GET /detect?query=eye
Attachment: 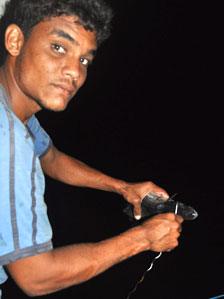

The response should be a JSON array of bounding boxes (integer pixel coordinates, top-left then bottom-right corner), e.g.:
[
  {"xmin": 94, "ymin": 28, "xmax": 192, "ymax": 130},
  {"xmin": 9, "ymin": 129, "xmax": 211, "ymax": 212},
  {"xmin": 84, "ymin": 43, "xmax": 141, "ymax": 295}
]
[
  {"xmin": 51, "ymin": 43, "xmax": 66, "ymax": 54},
  {"xmin": 80, "ymin": 57, "xmax": 90, "ymax": 67}
]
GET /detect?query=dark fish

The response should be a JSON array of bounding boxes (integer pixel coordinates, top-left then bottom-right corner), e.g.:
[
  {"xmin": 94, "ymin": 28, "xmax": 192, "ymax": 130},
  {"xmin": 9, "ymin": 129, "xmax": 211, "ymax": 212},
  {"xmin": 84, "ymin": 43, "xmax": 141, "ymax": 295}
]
[{"xmin": 123, "ymin": 193, "xmax": 198, "ymax": 221}]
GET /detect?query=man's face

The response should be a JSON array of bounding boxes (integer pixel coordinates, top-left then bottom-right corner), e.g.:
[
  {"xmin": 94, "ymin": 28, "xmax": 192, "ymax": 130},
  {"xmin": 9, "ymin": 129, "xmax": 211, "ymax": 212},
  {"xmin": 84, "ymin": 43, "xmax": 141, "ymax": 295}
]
[{"xmin": 14, "ymin": 15, "xmax": 97, "ymax": 111}]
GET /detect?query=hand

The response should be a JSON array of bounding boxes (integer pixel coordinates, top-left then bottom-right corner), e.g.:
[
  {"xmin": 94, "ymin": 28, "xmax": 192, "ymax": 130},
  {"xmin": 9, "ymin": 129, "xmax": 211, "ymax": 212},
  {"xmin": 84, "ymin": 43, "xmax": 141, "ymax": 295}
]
[
  {"xmin": 141, "ymin": 213, "xmax": 183, "ymax": 252},
  {"xmin": 121, "ymin": 181, "xmax": 169, "ymax": 220}
]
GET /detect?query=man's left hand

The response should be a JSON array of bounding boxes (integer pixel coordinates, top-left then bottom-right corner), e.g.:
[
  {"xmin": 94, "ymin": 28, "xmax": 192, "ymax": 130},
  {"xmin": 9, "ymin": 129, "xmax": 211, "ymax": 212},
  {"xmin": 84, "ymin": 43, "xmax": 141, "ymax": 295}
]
[{"xmin": 120, "ymin": 181, "xmax": 169, "ymax": 220}]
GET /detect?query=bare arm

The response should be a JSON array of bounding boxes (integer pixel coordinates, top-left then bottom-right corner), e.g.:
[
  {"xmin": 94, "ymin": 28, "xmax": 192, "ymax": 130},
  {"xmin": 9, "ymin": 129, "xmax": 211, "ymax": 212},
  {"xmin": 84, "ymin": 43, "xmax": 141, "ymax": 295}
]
[
  {"xmin": 41, "ymin": 146, "xmax": 169, "ymax": 218},
  {"xmin": 6, "ymin": 214, "xmax": 182, "ymax": 297},
  {"xmin": 41, "ymin": 145, "xmax": 126, "ymax": 193}
]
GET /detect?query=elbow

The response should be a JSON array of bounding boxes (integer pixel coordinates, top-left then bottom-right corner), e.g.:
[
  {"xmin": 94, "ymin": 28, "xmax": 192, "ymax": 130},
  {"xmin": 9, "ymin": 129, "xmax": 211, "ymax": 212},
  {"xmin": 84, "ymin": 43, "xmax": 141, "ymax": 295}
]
[
  {"xmin": 8, "ymin": 271, "xmax": 58, "ymax": 297},
  {"xmin": 13, "ymin": 269, "xmax": 80, "ymax": 297},
  {"xmin": 16, "ymin": 280, "xmax": 51, "ymax": 297},
  {"xmin": 22, "ymin": 289, "xmax": 41, "ymax": 298}
]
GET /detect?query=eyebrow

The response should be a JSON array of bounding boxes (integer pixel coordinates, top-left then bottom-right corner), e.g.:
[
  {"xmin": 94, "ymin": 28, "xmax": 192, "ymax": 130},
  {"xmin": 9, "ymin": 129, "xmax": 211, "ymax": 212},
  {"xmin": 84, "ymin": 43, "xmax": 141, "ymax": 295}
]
[
  {"xmin": 50, "ymin": 29, "xmax": 79, "ymax": 44},
  {"xmin": 49, "ymin": 28, "xmax": 97, "ymax": 57}
]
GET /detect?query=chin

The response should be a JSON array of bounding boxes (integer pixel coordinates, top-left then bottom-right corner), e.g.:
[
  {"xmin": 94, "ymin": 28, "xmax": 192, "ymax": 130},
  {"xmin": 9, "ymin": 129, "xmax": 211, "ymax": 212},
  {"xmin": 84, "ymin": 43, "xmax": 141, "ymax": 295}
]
[
  {"xmin": 37, "ymin": 97, "xmax": 70, "ymax": 112},
  {"xmin": 46, "ymin": 106, "xmax": 67, "ymax": 112}
]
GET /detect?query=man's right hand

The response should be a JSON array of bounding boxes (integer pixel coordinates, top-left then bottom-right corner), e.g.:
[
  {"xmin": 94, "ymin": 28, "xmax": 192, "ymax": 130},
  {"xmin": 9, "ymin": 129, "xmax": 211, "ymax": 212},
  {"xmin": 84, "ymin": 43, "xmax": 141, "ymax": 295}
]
[{"xmin": 139, "ymin": 213, "xmax": 183, "ymax": 252}]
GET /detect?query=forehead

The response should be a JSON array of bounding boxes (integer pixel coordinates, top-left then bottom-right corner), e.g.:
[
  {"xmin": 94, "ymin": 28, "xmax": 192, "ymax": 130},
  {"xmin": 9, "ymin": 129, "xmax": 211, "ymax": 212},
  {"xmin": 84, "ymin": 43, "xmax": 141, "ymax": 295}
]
[{"xmin": 29, "ymin": 15, "xmax": 97, "ymax": 50}]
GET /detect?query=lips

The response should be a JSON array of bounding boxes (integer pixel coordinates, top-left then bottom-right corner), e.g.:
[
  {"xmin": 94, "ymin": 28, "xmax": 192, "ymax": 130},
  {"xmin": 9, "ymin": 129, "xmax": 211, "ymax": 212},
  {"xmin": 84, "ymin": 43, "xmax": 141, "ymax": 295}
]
[{"xmin": 52, "ymin": 83, "xmax": 76, "ymax": 96}]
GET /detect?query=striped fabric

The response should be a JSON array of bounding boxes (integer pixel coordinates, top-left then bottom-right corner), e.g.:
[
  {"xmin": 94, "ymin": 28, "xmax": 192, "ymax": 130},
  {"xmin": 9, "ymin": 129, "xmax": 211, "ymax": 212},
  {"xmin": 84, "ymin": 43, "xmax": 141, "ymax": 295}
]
[{"xmin": 0, "ymin": 85, "xmax": 53, "ymax": 285}]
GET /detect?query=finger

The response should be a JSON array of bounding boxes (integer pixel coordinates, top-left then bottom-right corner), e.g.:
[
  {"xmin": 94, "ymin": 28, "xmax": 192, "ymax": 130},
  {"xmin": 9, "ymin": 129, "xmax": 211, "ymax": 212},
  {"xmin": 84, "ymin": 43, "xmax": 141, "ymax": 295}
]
[
  {"xmin": 166, "ymin": 239, "xmax": 179, "ymax": 252},
  {"xmin": 156, "ymin": 191, "xmax": 169, "ymax": 200},
  {"xmin": 133, "ymin": 204, "xmax": 142, "ymax": 220},
  {"xmin": 159, "ymin": 213, "xmax": 176, "ymax": 220},
  {"xmin": 175, "ymin": 215, "xmax": 184, "ymax": 223}
]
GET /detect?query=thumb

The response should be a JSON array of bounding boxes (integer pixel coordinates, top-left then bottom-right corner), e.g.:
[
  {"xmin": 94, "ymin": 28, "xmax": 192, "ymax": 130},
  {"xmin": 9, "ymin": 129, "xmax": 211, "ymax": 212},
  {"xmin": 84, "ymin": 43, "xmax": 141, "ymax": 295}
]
[{"xmin": 133, "ymin": 204, "xmax": 142, "ymax": 220}]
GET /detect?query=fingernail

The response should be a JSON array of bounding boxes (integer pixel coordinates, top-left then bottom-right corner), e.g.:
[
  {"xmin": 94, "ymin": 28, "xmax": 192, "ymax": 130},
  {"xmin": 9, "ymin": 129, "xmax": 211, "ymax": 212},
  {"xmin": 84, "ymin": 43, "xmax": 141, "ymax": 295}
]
[
  {"xmin": 160, "ymin": 193, "xmax": 169, "ymax": 199},
  {"xmin": 135, "ymin": 215, "xmax": 141, "ymax": 220}
]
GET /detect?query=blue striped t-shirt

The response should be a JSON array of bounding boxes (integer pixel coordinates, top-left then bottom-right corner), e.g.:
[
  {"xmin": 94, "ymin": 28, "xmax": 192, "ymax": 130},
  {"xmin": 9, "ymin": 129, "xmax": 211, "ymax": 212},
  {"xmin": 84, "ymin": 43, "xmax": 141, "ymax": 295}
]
[{"xmin": 0, "ymin": 85, "xmax": 53, "ymax": 285}]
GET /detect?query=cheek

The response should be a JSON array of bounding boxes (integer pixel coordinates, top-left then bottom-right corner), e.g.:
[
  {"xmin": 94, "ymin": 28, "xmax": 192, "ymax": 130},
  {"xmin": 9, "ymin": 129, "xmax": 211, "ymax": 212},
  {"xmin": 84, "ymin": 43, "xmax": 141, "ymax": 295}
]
[
  {"xmin": 14, "ymin": 54, "xmax": 32, "ymax": 91},
  {"xmin": 15, "ymin": 55, "xmax": 51, "ymax": 99},
  {"xmin": 18, "ymin": 53, "xmax": 56, "ymax": 86}
]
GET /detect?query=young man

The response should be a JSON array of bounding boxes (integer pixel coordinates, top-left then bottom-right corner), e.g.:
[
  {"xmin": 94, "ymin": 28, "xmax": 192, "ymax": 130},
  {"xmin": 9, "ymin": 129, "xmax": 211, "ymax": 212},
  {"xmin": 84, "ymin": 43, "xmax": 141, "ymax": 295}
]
[{"xmin": 0, "ymin": 0, "xmax": 183, "ymax": 296}]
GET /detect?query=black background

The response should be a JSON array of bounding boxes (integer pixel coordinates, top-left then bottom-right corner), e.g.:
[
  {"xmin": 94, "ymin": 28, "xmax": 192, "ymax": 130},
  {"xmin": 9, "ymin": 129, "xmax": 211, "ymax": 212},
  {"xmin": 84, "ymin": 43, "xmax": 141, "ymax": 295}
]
[{"xmin": 4, "ymin": 0, "xmax": 223, "ymax": 298}]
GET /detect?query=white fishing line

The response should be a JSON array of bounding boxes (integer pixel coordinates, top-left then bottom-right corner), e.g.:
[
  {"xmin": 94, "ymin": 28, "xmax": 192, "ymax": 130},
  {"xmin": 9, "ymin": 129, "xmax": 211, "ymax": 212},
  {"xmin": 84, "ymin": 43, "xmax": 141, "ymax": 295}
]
[{"xmin": 126, "ymin": 202, "xmax": 179, "ymax": 299}]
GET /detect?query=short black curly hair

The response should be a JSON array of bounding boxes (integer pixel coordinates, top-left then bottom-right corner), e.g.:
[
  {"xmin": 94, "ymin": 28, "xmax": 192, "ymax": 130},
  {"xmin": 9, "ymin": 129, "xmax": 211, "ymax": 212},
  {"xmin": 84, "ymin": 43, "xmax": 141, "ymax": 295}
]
[{"xmin": 0, "ymin": 0, "xmax": 113, "ymax": 64}]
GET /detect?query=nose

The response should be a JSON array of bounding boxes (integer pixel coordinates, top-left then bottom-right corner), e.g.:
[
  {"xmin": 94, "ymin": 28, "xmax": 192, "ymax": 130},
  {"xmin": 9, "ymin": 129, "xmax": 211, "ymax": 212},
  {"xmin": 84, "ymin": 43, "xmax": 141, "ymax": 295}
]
[{"xmin": 63, "ymin": 59, "xmax": 82, "ymax": 82}]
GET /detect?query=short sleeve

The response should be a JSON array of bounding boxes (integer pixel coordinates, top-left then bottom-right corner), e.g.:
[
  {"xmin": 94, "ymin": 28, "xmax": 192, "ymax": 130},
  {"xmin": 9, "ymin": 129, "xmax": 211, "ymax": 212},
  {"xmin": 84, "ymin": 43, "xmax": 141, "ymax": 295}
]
[
  {"xmin": 27, "ymin": 115, "xmax": 52, "ymax": 157},
  {"xmin": 0, "ymin": 266, "xmax": 8, "ymax": 285},
  {"xmin": 0, "ymin": 97, "xmax": 53, "ymax": 270}
]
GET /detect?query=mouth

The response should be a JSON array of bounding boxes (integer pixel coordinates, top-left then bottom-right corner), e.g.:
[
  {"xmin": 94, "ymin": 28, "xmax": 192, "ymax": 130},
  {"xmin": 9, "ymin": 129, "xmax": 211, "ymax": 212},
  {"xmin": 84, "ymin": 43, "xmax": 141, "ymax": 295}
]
[{"xmin": 52, "ymin": 83, "xmax": 76, "ymax": 97}]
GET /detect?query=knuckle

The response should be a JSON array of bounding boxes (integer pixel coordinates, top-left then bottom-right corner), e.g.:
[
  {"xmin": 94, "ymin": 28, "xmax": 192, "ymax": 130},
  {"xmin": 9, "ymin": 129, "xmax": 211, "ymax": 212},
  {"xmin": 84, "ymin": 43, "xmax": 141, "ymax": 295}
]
[
  {"xmin": 175, "ymin": 232, "xmax": 180, "ymax": 238},
  {"xmin": 172, "ymin": 239, "xmax": 178, "ymax": 247},
  {"xmin": 166, "ymin": 213, "xmax": 176, "ymax": 220},
  {"xmin": 173, "ymin": 222, "xmax": 180, "ymax": 229}
]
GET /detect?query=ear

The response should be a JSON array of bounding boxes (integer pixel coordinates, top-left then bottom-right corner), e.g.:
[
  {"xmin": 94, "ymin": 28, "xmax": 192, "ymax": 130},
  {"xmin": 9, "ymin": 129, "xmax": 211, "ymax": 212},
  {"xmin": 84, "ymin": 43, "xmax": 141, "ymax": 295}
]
[{"xmin": 4, "ymin": 24, "xmax": 25, "ymax": 57}]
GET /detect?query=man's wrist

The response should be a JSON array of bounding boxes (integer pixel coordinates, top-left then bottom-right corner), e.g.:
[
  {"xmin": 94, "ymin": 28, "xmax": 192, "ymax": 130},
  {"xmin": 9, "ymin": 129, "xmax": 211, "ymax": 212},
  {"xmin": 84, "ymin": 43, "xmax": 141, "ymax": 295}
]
[
  {"xmin": 122, "ymin": 226, "xmax": 151, "ymax": 254},
  {"xmin": 113, "ymin": 180, "xmax": 130, "ymax": 196}
]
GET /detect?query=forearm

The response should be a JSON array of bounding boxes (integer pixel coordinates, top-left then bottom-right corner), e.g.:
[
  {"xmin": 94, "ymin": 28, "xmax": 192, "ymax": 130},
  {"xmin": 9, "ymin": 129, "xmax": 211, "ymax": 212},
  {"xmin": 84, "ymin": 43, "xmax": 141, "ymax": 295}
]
[
  {"xmin": 7, "ymin": 214, "xmax": 182, "ymax": 296},
  {"xmin": 50, "ymin": 228, "xmax": 147, "ymax": 291},
  {"xmin": 7, "ymin": 227, "xmax": 148, "ymax": 296},
  {"xmin": 41, "ymin": 147, "xmax": 127, "ymax": 193}
]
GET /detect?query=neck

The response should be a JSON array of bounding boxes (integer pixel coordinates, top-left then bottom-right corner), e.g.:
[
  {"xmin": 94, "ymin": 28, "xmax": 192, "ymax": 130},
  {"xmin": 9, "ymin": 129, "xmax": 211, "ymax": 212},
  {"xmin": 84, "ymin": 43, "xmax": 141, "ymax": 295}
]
[{"xmin": 0, "ymin": 60, "xmax": 41, "ymax": 123}]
